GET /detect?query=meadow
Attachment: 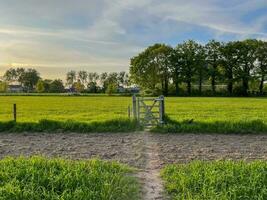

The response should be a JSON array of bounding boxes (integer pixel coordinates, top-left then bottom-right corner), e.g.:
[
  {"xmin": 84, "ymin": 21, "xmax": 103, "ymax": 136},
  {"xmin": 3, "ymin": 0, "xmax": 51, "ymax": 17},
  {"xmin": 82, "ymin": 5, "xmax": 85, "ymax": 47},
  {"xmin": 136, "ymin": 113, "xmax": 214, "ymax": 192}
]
[
  {"xmin": 1, "ymin": 96, "xmax": 267, "ymax": 122},
  {"xmin": 0, "ymin": 156, "xmax": 139, "ymax": 200},
  {"xmin": 161, "ymin": 160, "xmax": 267, "ymax": 200},
  {"xmin": 1, "ymin": 96, "xmax": 267, "ymax": 133}
]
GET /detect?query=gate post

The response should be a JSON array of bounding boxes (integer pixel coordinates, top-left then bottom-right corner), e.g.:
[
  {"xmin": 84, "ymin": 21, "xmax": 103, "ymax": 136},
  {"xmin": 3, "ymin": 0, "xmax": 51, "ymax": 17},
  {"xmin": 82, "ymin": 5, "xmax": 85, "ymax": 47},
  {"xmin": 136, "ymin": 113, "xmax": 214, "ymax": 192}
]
[
  {"xmin": 132, "ymin": 95, "xmax": 137, "ymax": 119},
  {"xmin": 159, "ymin": 95, "xmax": 165, "ymax": 124}
]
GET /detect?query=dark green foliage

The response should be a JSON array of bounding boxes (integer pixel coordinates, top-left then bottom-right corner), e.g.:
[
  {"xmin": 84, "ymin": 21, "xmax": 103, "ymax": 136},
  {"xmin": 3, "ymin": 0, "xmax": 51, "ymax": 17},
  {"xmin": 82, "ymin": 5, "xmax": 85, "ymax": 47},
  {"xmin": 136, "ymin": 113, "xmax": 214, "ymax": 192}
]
[
  {"xmin": 0, "ymin": 157, "xmax": 140, "ymax": 200},
  {"xmin": 0, "ymin": 119, "xmax": 141, "ymax": 133},
  {"xmin": 130, "ymin": 39, "xmax": 267, "ymax": 96},
  {"xmin": 162, "ymin": 160, "xmax": 267, "ymax": 200}
]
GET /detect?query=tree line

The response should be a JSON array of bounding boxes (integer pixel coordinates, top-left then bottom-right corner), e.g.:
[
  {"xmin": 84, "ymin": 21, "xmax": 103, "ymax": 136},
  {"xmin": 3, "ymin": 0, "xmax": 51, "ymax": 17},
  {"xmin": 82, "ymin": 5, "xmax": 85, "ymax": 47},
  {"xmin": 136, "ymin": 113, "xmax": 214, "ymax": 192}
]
[
  {"xmin": 130, "ymin": 39, "xmax": 267, "ymax": 96},
  {"xmin": 1, "ymin": 67, "xmax": 130, "ymax": 94}
]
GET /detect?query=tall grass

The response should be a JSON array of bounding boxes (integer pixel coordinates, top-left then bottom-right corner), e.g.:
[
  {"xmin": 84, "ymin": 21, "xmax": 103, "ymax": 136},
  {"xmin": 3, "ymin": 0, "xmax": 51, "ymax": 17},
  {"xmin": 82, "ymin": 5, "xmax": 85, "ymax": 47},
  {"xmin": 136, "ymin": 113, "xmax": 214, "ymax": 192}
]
[
  {"xmin": 0, "ymin": 156, "xmax": 140, "ymax": 200},
  {"xmin": 0, "ymin": 119, "xmax": 141, "ymax": 133},
  {"xmin": 161, "ymin": 160, "xmax": 267, "ymax": 200},
  {"xmin": 152, "ymin": 116, "xmax": 267, "ymax": 134}
]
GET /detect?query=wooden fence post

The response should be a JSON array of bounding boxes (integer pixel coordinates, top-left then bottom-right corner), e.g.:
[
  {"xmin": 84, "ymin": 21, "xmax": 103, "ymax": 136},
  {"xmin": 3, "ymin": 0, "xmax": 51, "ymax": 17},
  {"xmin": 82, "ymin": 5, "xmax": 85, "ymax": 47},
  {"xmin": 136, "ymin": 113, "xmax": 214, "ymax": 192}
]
[
  {"xmin": 128, "ymin": 105, "xmax": 131, "ymax": 118},
  {"xmin": 159, "ymin": 95, "xmax": 165, "ymax": 124},
  {"xmin": 13, "ymin": 104, "xmax": 17, "ymax": 122},
  {"xmin": 132, "ymin": 95, "xmax": 137, "ymax": 119}
]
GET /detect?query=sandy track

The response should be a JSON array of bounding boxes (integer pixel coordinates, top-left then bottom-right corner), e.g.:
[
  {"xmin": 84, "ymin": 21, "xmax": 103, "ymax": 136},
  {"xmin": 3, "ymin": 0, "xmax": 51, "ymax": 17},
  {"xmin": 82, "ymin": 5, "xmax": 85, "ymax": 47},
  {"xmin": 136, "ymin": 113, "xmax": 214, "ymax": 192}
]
[{"xmin": 0, "ymin": 132, "xmax": 266, "ymax": 200}]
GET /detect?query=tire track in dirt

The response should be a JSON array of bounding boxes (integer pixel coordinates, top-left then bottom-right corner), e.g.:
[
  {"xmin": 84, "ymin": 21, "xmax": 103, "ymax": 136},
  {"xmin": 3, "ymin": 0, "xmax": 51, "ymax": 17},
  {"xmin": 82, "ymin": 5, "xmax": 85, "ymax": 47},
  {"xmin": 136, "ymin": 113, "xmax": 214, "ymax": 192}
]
[{"xmin": 137, "ymin": 132, "xmax": 165, "ymax": 200}]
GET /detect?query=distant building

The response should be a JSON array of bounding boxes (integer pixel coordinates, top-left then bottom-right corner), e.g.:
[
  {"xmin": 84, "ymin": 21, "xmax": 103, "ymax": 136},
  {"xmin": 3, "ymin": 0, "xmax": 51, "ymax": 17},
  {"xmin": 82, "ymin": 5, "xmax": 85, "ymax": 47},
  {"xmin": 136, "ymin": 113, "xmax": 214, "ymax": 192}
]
[
  {"xmin": 117, "ymin": 86, "xmax": 126, "ymax": 93},
  {"xmin": 8, "ymin": 84, "xmax": 23, "ymax": 93}
]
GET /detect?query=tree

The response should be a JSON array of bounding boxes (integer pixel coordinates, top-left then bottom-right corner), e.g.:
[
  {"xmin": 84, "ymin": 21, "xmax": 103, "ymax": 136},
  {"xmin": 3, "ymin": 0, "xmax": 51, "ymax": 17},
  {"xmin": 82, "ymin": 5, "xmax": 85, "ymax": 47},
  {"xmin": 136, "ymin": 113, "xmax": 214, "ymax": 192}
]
[
  {"xmin": 49, "ymin": 79, "xmax": 65, "ymax": 93},
  {"xmin": 4, "ymin": 68, "xmax": 25, "ymax": 85},
  {"xmin": 171, "ymin": 45, "xmax": 183, "ymax": 95},
  {"xmin": 3, "ymin": 68, "xmax": 17, "ymax": 82},
  {"xmin": 205, "ymin": 40, "xmax": 222, "ymax": 94},
  {"xmin": 43, "ymin": 79, "xmax": 52, "ymax": 92},
  {"xmin": 66, "ymin": 71, "xmax": 76, "ymax": 88},
  {"xmin": 100, "ymin": 72, "xmax": 108, "ymax": 92},
  {"xmin": 0, "ymin": 81, "xmax": 8, "ymax": 92},
  {"xmin": 106, "ymin": 82, "xmax": 117, "ymax": 95},
  {"xmin": 235, "ymin": 39, "xmax": 258, "ymax": 96},
  {"xmin": 152, "ymin": 44, "xmax": 173, "ymax": 96},
  {"xmin": 73, "ymin": 80, "xmax": 84, "ymax": 93},
  {"xmin": 130, "ymin": 48, "xmax": 159, "ymax": 93},
  {"xmin": 179, "ymin": 40, "xmax": 201, "ymax": 95},
  {"xmin": 221, "ymin": 41, "xmax": 238, "ymax": 95},
  {"xmin": 78, "ymin": 71, "xmax": 88, "ymax": 87},
  {"xmin": 118, "ymin": 71, "xmax": 129, "ymax": 87},
  {"xmin": 20, "ymin": 68, "xmax": 40, "ymax": 92},
  {"xmin": 88, "ymin": 72, "xmax": 99, "ymax": 93},
  {"xmin": 36, "ymin": 80, "xmax": 45, "ymax": 93},
  {"xmin": 130, "ymin": 44, "xmax": 173, "ymax": 95},
  {"xmin": 255, "ymin": 40, "xmax": 267, "ymax": 95},
  {"xmin": 195, "ymin": 44, "xmax": 206, "ymax": 94}
]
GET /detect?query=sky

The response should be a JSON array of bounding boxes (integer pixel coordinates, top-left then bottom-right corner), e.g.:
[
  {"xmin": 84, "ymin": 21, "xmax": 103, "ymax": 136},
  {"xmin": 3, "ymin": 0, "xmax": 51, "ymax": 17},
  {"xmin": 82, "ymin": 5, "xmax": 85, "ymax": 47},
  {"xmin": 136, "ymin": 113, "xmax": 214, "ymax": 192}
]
[{"xmin": 0, "ymin": 0, "xmax": 267, "ymax": 79}]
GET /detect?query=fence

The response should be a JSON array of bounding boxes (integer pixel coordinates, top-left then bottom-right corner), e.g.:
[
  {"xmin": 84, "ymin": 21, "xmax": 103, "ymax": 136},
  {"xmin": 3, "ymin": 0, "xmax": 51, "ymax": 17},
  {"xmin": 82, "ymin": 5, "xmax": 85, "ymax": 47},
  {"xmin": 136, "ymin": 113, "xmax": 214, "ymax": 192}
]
[{"xmin": 130, "ymin": 95, "xmax": 165, "ymax": 126}]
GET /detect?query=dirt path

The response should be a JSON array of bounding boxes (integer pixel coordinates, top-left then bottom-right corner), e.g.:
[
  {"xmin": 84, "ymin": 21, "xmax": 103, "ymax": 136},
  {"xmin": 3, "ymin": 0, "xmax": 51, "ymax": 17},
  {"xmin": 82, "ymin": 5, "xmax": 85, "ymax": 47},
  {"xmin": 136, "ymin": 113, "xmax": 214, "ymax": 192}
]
[
  {"xmin": 137, "ymin": 132, "xmax": 165, "ymax": 200},
  {"xmin": 0, "ymin": 132, "xmax": 267, "ymax": 199}
]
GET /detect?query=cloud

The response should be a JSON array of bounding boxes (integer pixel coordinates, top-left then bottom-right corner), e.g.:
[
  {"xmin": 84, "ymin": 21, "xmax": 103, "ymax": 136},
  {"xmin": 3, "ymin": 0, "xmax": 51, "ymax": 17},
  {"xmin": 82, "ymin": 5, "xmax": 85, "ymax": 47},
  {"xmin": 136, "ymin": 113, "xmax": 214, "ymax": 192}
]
[{"xmin": 0, "ymin": 0, "xmax": 266, "ymax": 78}]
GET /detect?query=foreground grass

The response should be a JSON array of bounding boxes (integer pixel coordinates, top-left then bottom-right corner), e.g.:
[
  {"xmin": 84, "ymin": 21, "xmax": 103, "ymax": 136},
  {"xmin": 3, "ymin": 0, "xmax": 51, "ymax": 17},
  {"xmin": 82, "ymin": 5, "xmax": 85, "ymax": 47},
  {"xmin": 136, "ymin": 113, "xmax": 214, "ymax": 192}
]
[
  {"xmin": 161, "ymin": 160, "xmax": 267, "ymax": 200},
  {"xmin": 0, "ymin": 156, "xmax": 140, "ymax": 200},
  {"xmin": 0, "ymin": 119, "xmax": 141, "ymax": 133}
]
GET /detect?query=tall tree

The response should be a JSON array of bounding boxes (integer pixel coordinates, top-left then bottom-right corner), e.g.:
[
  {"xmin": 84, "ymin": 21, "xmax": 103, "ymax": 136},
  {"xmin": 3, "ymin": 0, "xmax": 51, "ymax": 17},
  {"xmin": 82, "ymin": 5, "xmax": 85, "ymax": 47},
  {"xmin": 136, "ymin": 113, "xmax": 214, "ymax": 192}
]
[
  {"xmin": 179, "ymin": 40, "xmax": 200, "ymax": 95},
  {"xmin": 20, "ymin": 68, "xmax": 40, "ymax": 92},
  {"xmin": 205, "ymin": 40, "xmax": 222, "ymax": 94},
  {"xmin": 195, "ymin": 44, "xmax": 206, "ymax": 94},
  {"xmin": 49, "ymin": 79, "xmax": 65, "ymax": 93},
  {"xmin": 78, "ymin": 71, "xmax": 88, "ymax": 87},
  {"xmin": 255, "ymin": 40, "xmax": 267, "ymax": 95},
  {"xmin": 220, "ymin": 41, "xmax": 238, "ymax": 95},
  {"xmin": 152, "ymin": 44, "xmax": 173, "ymax": 96},
  {"xmin": 130, "ymin": 44, "xmax": 173, "ymax": 95},
  {"xmin": 100, "ymin": 72, "xmax": 108, "ymax": 92},
  {"xmin": 130, "ymin": 48, "xmax": 159, "ymax": 93},
  {"xmin": 66, "ymin": 71, "xmax": 76, "ymax": 88},
  {"xmin": 235, "ymin": 39, "xmax": 258, "ymax": 96},
  {"xmin": 36, "ymin": 80, "xmax": 45, "ymax": 93},
  {"xmin": 171, "ymin": 45, "xmax": 183, "ymax": 95}
]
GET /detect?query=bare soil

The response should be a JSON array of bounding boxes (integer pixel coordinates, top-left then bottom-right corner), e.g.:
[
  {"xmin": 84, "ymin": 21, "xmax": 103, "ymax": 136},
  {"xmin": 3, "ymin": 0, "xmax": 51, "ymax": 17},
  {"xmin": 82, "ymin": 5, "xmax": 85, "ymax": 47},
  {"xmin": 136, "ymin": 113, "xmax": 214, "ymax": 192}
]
[{"xmin": 0, "ymin": 132, "xmax": 266, "ymax": 200}]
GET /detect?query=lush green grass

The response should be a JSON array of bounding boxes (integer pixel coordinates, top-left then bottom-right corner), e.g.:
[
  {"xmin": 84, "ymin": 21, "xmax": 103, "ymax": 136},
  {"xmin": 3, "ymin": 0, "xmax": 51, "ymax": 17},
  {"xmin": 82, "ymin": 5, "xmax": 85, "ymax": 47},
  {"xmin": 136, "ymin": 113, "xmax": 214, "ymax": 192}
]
[
  {"xmin": 166, "ymin": 97, "xmax": 267, "ymax": 123},
  {"xmin": 1, "ymin": 96, "xmax": 267, "ymax": 133},
  {"xmin": 0, "ymin": 156, "xmax": 140, "ymax": 200},
  {"xmin": 0, "ymin": 119, "xmax": 140, "ymax": 133},
  {"xmin": 0, "ymin": 96, "xmax": 131, "ymax": 122},
  {"xmin": 161, "ymin": 161, "xmax": 267, "ymax": 200}
]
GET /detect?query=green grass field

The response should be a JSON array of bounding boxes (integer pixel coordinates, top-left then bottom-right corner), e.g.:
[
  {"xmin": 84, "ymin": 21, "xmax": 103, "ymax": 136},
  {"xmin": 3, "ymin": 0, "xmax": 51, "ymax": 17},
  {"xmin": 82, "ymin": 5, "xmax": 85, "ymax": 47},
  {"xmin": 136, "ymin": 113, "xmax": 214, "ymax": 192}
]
[
  {"xmin": 161, "ymin": 161, "xmax": 267, "ymax": 200},
  {"xmin": 0, "ymin": 156, "xmax": 139, "ymax": 200},
  {"xmin": 1, "ymin": 96, "xmax": 267, "ymax": 122},
  {"xmin": 1, "ymin": 96, "xmax": 267, "ymax": 133}
]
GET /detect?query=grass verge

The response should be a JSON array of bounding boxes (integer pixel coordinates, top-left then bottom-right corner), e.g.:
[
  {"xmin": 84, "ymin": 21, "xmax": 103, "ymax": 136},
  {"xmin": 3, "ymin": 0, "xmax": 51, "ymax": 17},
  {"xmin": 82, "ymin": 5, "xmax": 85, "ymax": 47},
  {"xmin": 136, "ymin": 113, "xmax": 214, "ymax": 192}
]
[
  {"xmin": 161, "ymin": 160, "xmax": 267, "ymax": 200},
  {"xmin": 152, "ymin": 116, "xmax": 267, "ymax": 134},
  {"xmin": 0, "ymin": 119, "xmax": 142, "ymax": 133},
  {"xmin": 0, "ymin": 156, "xmax": 140, "ymax": 200}
]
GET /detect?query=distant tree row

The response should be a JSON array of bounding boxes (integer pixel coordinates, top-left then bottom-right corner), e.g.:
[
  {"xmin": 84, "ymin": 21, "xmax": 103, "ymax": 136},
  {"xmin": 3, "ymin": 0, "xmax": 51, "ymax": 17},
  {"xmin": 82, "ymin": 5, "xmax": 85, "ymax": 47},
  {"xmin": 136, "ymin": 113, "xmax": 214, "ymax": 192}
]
[
  {"xmin": 65, "ymin": 71, "xmax": 129, "ymax": 94},
  {"xmin": 130, "ymin": 39, "xmax": 267, "ymax": 96},
  {"xmin": 1, "ymin": 68, "xmax": 65, "ymax": 93},
  {"xmin": 1, "ymin": 67, "xmax": 131, "ymax": 94}
]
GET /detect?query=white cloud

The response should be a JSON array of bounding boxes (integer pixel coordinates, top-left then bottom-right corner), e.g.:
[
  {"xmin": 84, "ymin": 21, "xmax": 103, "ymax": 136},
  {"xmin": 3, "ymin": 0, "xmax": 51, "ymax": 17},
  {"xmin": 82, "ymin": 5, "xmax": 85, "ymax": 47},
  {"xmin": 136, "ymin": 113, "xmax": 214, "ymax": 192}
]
[{"xmin": 0, "ymin": 0, "xmax": 266, "ymax": 78}]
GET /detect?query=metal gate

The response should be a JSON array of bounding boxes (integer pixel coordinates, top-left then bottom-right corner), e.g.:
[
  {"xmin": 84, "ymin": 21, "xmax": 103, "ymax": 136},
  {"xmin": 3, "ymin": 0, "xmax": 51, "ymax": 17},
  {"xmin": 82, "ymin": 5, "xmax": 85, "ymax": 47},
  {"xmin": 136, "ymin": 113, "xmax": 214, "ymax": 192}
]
[{"xmin": 132, "ymin": 95, "xmax": 165, "ymax": 126}]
